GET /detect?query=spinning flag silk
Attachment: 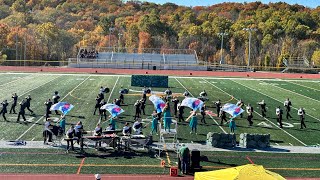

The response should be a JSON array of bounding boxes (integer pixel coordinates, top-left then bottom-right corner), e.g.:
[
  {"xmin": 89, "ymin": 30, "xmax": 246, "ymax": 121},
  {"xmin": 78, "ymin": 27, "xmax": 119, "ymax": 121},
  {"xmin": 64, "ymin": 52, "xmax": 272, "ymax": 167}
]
[
  {"xmin": 222, "ymin": 103, "xmax": 244, "ymax": 118},
  {"xmin": 100, "ymin": 104, "xmax": 124, "ymax": 118},
  {"xmin": 149, "ymin": 95, "xmax": 166, "ymax": 113},
  {"xmin": 50, "ymin": 102, "xmax": 74, "ymax": 115},
  {"xmin": 181, "ymin": 97, "xmax": 204, "ymax": 111}
]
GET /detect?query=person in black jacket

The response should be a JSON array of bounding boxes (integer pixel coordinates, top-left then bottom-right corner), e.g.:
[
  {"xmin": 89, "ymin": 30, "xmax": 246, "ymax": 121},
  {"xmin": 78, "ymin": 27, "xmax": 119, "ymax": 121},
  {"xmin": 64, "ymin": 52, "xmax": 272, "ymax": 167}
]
[
  {"xmin": 9, "ymin": 93, "xmax": 18, "ymax": 114},
  {"xmin": 94, "ymin": 94, "xmax": 102, "ymax": 115},
  {"xmin": 214, "ymin": 100, "xmax": 221, "ymax": 117},
  {"xmin": 134, "ymin": 100, "xmax": 141, "ymax": 120},
  {"xmin": 17, "ymin": 100, "xmax": 27, "ymax": 122},
  {"xmin": 171, "ymin": 97, "xmax": 179, "ymax": 117},
  {"xmin": 53, "ymin": 91, "xmax": 60, "ymax": 115},
  {"xmin": 178, "ymin": 103, "xmax": 184, "ymax": 122},
  {"xmin": 220, "ymin": 110, "xmax": 227, "ymax": 125},
  {"xmin": 200, "ymin": 104, "xmax": 206, "ymax": 123},
  {"xmin": 99, "ymin": 100, "xmax": 107, "ymax": 121},
  {"xmin": 44, "ymin": 99, "xmax": 53, "ymax": 120},
  {"xmin": 0, "ymin": 100, "xmax": 9, "ymax": 121},
  {"xmin": 25, "ymin": 95, "xmax": 34, "ymax": 115},
  {"xmin": 140, "ymin": 98, "xmax": 146, "ymax": 115}
]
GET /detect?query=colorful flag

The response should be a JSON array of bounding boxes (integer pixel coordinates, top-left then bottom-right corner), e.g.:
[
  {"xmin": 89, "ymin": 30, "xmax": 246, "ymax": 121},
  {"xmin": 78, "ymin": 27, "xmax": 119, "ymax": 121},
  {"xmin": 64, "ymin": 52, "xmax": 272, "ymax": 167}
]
[
  {"xmin": 50, "ymin": 102, "xmax": 74, "ymax": 115},
  {"xmin": 181, "ymin": 97, "xmax": 204, "ymax": 111},
  {"xmin": 149, "ymin": 95, "xmax": 166, "ymax": 113},
  {"xmin": 222, "ymin": 103, "xmax": 244, "ymax": 118},
  {"xmin": 100, "ymin": 104, "xmax": 124, "ymax": 118}
]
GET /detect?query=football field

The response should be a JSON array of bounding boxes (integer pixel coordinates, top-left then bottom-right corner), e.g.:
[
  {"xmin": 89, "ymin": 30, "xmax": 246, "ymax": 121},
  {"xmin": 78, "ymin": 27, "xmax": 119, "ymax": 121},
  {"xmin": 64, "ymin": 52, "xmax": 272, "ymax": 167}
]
[{"xmin": 0, "ymin": 72, "xmax": 320, "ymax": 177}]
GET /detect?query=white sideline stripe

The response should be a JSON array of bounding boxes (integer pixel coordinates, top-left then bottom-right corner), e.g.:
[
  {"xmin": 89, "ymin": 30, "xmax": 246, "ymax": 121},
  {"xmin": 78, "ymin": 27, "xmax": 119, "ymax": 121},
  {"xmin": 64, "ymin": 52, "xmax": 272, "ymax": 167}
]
[
  {"xmin": 204, "ymin": 79, "xmax": 307, "ymax": 146},
  {"xmin": 16, "ymin": 76, "xmax": 91, "ymax": 141},
  {"xmin": 97, "ymin": 76, "xmax": 120, "ymax": 125},
  {"xmin": 286, "ymin": 81, "xmax": 320, "ymax": 92},
  {"xmin": 7, "ymin": 76, "xmax": 61, "ymax": 104},
  {"xmin": 1, "ymin": 72, "xmax": 320, "ymax": 83},
  {"xmin": 260, "ymin": 80, "xmax": 320, "ymax": 103},
  {"xmin": 232, "ymin": 80, "xmax": 320, "ymax": 123},
  {"xmin": 174, "ymin": 77, "xmax": 227, "ymax": 134}
]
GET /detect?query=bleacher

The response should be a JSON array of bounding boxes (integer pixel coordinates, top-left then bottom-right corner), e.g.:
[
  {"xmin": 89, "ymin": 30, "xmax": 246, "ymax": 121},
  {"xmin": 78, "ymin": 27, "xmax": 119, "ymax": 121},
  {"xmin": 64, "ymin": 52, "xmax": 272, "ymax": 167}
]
[{"xmin": 69, "ymin": 47, "xmax": 203, "ymax": 70}]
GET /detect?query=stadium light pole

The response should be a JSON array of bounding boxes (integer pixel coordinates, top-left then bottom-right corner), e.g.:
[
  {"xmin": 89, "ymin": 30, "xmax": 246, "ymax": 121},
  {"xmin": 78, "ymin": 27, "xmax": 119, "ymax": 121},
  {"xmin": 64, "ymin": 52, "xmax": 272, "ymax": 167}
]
[
  {"xmin": 243, "ymin": 28, "xmax": 257, "ymax": 69},
  {"xmin": 217, "ymin": 32, "xmax": 228, "ymax": 64}
]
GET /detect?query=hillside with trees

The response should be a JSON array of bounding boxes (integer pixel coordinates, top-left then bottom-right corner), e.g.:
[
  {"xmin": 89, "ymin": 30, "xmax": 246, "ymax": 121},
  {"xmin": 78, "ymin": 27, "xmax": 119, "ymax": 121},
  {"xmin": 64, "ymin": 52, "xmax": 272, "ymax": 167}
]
[{"xmin": 0, "ymin": 0, "xmax": 319, "ymax": 67}]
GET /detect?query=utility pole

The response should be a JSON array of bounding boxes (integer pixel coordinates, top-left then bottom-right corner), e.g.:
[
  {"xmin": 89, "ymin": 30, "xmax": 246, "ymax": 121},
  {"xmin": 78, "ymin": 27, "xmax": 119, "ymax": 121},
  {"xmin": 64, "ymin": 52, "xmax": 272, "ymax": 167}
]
[
  {"xmin": 24, "ymin": 36, "xmax": 26, "ymax": 66},
  {"xmin": 243, "ymin": 28, "xmax": 257, "ymax": 69},
  {"xmin": 109, "ymin": 27, "xmax": 115, "ymax": 49},
  {"xmin": 217, "ymin": 32, "xmax": 228, "ymax": 64}
]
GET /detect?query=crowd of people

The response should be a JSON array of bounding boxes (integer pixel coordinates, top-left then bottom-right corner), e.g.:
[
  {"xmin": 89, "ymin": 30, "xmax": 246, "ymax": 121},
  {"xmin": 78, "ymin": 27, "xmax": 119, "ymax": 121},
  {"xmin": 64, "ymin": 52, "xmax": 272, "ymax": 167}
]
[{"xmin": 79, "ymin": 48, "xmax": 99, "ymax": 59}]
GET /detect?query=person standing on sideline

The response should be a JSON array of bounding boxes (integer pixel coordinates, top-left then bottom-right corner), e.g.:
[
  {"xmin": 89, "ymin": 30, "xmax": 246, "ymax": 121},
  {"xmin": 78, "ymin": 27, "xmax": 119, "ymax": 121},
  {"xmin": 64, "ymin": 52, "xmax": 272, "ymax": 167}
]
[
  {"xmin": 220, "ymin": 109, "xmax": 227, "ymax": 125},
  {"xmin": 284, "ymin": 98, "xmax": 292, "ymax": 120},
  {"xmin": 52, "ymin": 91, "xmax": 60, "ymax": 115},
  {"xmin": 258, "ymin": 100, "xmax": 267, "ymax": 118},
  {"xmin": 200, "ymin": 104, "xmax": 206, "ymax": 123},
  {"xmin": 298, "ymin": 107, "xmax": 306, "ymax": 129},
  {"xmin": 44, "ymin": 99, "xmax": 53, "ymax": 120},
  {"xmin": 17, "ymin": 100, "xmax": 27, "ymax": 122},
  {"xmin": 236, "ymin": 99, "xmax": 244, "ymax": 118},
  {"xmin": 178, "ymin": 143, "xmax": 190, "ymax": 175},
  {"xmin": 25, "ymin": 95, "xmax": 34, "ymax": 115},
  {"xmin": 9, "ymin": 93, "xmax": 18, "ymax": 114},
  {"xmin": 151, "ymin": 111, "xmax": 158, "ymax": 135},
  {"xmin": 0, "ymin": 100, "xmax": 9, "ymax": 121},
  {"xmin": 246, "ymin": 104, "xmax": 254, "ymax": 126},
  {"xmin": 162, "ymin": 102, "xmax": 172, "ymax": 132},
  {"xmin": 276, "ymin": 106, "xmax": 283, "ymax": 128},
  {"xmin": 214, "ymin": 99, "xmax": 221, "ymax": 117},
  {"xmin": 171, "ymin": 97, "xmax": 179, "ymax": 118}
]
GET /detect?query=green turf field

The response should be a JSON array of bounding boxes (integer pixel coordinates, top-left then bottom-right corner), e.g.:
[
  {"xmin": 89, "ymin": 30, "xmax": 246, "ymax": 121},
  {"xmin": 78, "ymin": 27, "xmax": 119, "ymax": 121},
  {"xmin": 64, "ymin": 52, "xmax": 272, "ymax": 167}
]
[{"xmin": 0, "ymin": 72, "xmax": 319, "ymax": 176}]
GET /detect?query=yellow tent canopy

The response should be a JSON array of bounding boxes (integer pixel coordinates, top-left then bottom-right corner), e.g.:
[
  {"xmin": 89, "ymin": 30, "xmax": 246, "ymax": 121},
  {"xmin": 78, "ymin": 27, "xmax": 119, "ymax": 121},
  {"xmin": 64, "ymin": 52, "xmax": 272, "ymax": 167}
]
[{"xmin": 194, "ymin": 164, "xmax": 285, "ymax": 180}]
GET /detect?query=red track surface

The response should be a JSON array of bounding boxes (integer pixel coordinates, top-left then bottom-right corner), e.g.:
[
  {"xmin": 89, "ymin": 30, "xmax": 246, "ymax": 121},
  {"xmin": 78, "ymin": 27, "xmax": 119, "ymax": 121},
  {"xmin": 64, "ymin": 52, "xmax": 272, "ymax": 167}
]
[
  {"xmin": 0, "ymin": 66, "xmax": 319, "ymax": 179},
  {"xmin": 0, "ymin": 66, "xmax": 319, "ymax": 79}
]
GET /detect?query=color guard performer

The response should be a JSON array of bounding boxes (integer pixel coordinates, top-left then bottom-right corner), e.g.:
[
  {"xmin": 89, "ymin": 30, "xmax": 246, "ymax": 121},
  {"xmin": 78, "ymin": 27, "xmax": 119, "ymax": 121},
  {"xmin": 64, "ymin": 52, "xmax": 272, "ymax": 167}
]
[
  {"xmin": 236, "ymin": 99, "xmax": 244, "ymax": 118},
  {"xmin": 151, "ymin": 111, "xmax": 158, "ymax": 135}
]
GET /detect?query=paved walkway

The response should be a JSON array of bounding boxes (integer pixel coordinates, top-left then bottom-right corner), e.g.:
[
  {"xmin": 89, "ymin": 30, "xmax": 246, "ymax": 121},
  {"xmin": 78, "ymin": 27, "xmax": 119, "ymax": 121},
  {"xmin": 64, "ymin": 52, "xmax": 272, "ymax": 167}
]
[{"xmin": 1, "ymin": 140, "xmax": 320, "ymax": 154}]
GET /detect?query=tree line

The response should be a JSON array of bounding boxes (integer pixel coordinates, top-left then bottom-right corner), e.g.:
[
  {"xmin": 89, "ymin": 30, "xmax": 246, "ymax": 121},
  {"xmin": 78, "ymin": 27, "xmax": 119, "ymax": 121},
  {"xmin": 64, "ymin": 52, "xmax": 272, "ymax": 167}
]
[{"xmin": 0, "ymin": 0, "xmax": 319, "ymax": 67}]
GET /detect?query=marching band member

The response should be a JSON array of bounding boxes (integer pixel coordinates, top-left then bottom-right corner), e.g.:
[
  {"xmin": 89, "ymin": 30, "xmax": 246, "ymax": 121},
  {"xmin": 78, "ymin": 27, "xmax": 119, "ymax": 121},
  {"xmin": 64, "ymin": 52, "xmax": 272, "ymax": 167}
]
[
  {"xmin": 134, "ymin": 100, "xmax": 141, "ymax": 120},
  {"xmin": 105, "ymin": 123, "xmax": 114, "ymax": 131},
  {"xmin": 74, "ymin": 121, "xmax": 83, "ymax": 144},
  {"xmin": 94, "ymin": 124, "xmax": 103, "ymax": 148},
  {"xmin": 66, "ymin": 126, "xmax": 75, "ymax": 151},
  {"xmin": 276, "ymin": 106, "xmax": 283, "ymax": 128},
  {"xmin": 133, "ymin": 118, "xmax": 143, "ymax": 135},
  {"xmin": 178, "ymin": 103, "xmax": 184, "ymax": 122},
  {"xmin": 171, "ymin": 96, "xmax": 179, "ymax": 117},
  {"xmin": 164, "ymin": 88, "xmax": 172, "ymax": 101},
  {"xmin": 25, "ymin": 95, "xmax": 34, "ymax": 115},
  {"xmin": 44, "ymin": 99, "xmax": 53, "ymax": 120},
  {"xmin": 53, "ymin": 91, "xmax": 60, "ymax": 115},
  {"xmin": 199, "ymin": 90, "xmax": 207, "ymax": 98},
  {"xmin": 214, "ymin": 99, "xmax": 221, "ymax": 117},
  {"xmin": 258, "ymin": 100, "xmax": 267, "ymax": 118},
  {"xmin": 99, "ymin": 100, "xmax": 107, "ymax": 121},
  {"xmin": 246, "ymin": 103, "xmax": 254, "ymax": 126},
  {"xmin": 183, "ymin": 91, "xmax": 190, "ymax": 97},
  {"xmin": 17, "ymin": 100, "xmax": 27, "ymax": 122},
  {"xmin": 0, "ymin": 100, "xmax": 8, "ymax": 121},
  {"xmin": 140, "ymin": 98, "xmax": 146, "ymax": 115},
  {"xmin": 94, "ymin": 94, "xmax": 102, "ymax": 115},
  {"xmin": 43, "ymin": 118, "xmax": 53, "ymax": 144},
  {"xmin": 284, "ymin": 98, "xmax": 292, "ymax": 120},
  {"xmin": 220, "ymin": 109, "xmax": 227, "ymax": 125},
  {"xmin": 122, "ymin": 122, "xmax": 131, "ymax": 136},
  {"xmin": 9, "ymin": 93, "xmax": 18, "ymax": 114},
  {"xmin": 200, "ymin": 104, "xmax": 206, "ymax": 123},
  {"xmin": 236, "ymin": 99, "xmax": 244, "ymax": 118},
  {"xmin": 298, "ymin": 107, "xmax": 306, "ymax": 129}
]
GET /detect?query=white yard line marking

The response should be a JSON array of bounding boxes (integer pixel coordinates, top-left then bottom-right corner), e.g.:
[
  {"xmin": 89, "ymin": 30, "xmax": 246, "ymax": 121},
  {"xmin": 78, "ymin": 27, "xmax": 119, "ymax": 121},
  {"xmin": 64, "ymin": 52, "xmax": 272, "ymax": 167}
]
[
  {"xmin": 289, "ymin": 143, "xmax": 293, "ymax": 146},
  {"xmin": 275, "ymin": 143, "xmax": 279, "ymax": 146},
  {"xmin": 231, "ymin": 79, "xmax": 320, "ymax": 123},
  {"xmin": 259, "ymin": 80, "xmax": 320, "ymax": 103},
  {"xmin": 174, "ymin": 77, "xmax": 227, "ymax": 134},
  {"xmin": 287, "ymin": 81, "xmax": 320, "ymax": 92},
  {"xmin": 16, "ymin": 76, "xmax": 91, "ymax": 141},
  {"xmin": 204, "ymin": 79, "xmax": 307, "ymax": 146},
  {"xmin": 31, "ymin": 138, "xmax": 35, "ymax": 141}
]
